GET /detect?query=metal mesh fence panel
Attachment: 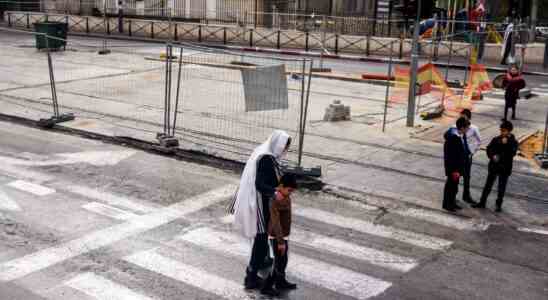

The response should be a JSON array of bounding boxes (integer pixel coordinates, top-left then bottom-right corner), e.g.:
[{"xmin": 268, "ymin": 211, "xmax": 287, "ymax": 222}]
[{"xmin": 166, "ymin": 44, "xmax": 312, "ymax": 163}]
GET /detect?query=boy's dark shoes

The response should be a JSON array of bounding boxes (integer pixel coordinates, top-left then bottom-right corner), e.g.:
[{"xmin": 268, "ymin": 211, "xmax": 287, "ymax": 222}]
[
  {"xmin": 276, "ymin": 278, "xmax": 297, "ymax": 290},
  {"xmin": 260, "ymin": 286, "xmax": 280, "ymax": 297},
  {"xmin": 472, "ymin": 203, "xmax": 486, "ymax": 209}
]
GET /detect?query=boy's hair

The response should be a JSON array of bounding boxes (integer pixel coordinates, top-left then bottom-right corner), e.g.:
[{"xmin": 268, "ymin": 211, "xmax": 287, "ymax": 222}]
[
  {"xmin": 500, "ymin": 120, "xmax": 514, "ymax": 132},
  {"xmin": 461, "ymin": 109, "xmax": 472, "ymax": 120},
  {"xmin": 280, "ymin": 174, "xmax": 297, "ymax": 189},
  {"xmin": 456, "ymin": 117, "xmax": 470, "ymax": 130}
]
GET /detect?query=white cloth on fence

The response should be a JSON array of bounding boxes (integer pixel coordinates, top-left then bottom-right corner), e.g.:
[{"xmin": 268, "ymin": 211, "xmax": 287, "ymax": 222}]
[
  {"xmin": 501, "ymin": 23, "xmax": 514, "ymax": 58},
  {"xmin": 233, "ymin": 130, "xmax": 290, "ymax": 239}
]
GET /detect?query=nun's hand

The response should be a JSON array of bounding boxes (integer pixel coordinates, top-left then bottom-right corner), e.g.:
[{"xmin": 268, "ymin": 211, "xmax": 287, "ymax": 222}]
[{"xmin": 275, "ymin": 191, "xmax": 284, "ymax": 202}]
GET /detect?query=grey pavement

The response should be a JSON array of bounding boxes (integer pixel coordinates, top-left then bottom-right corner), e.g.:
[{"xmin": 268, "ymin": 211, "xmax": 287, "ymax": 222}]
[
  {"xmin": 0, "ymin": 120, "xmax": 547, "ymax": 300},
  {"xmin": 0, "ymin": 31, "xmax": 546, "ymax": 227}
]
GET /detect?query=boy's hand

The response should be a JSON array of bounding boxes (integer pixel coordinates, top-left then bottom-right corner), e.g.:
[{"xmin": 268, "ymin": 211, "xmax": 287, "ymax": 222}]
[
  {"xmin": 451, "ymin": 172, "xmax": 460, "ymax": 182},
  {"xmin": 502, "ymin": 137, "xmax": 508, "ymax": 144},
  {"xmin": 275, "ymin": 191, "xmax": 284, "ymax": 202},
  {"xmin": 277, "ymin": 242, "xmax": 286, "ymax": 255}
]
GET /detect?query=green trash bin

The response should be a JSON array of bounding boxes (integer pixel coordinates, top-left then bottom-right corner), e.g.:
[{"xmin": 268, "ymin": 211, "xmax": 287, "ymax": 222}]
[{"xmin": 34, "ymin": 22, "xmax": 68, "ymax": 50}]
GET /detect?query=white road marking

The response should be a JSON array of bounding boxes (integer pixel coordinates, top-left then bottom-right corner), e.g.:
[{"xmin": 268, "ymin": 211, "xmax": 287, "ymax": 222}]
[
  {"xmin": 125, "ymin": 250, "xmax": 254, "ymax": 300},
  {"xmin": 65, "ymin": 185, "xmax": 158, "ymax": 214},
  {"xmin": 0, "ymin": 187, "xmax": 21, "ymax": 211},
  {"xmin": 65, "ymin": 272, "xmax": 154, "ymax": 300},
  {"xmin": 178, "ymin": 227, "xmax": 392, "ymax": 300},
  {"xmin": 293, "ymin": 206, "xmax": 452, "ymax": 251},
  {"xmin": 291, "ymin": 229, "xmax": 418, "ymax": 272},
  {"xmin": 392, "ymin": 207, "xmax": 490, "ymax": 231},
  {"xmin": 82, "ymin": 202, "xmax": 139, "ymax": 221},
  {"xmin": 0, "ymin": 184, "xmax": 235, "ymax": 281},
  {"xmin": 7, "ymin": 180, "xmax": 55, "ymax": 196},
  {"xmin": 518, "ymin": 227, "xmax": 548, "ymax": 236},
  {"xmin": 0, "ymin": 150, "xmax": 136, "ymax": 167}
]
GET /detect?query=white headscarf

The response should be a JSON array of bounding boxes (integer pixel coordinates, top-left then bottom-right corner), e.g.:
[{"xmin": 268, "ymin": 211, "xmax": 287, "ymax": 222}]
[{"xmin": 233, "ymin": 130, "xmax": 290, "ymax": 238}]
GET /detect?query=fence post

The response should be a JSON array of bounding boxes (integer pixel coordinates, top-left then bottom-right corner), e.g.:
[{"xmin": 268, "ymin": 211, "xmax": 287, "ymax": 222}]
[
  {"xmin": 7, "ymin": 13, "xmax": 11, "ymax": 27},
  {"xmin": 334, "ymin": 34, "xmax": 339, "ymax": 54},
  {"xmin": 27, "ymin": 13, "xmax": 30, "ymax": 29},
  {"xmin": 249, "ymin": 29, "xmax": 253, "ymax": 47},
  {"xmin": 128, "ymin": 20, "xmax": 132, "ymax": 36},
  {"xmin": 174, "ymin": 23, "xmax": 178, "ymax": 41},
  {"xmin": 277, "ymin": 30, "xmax": 281, "ymax": 49},
  {"xmin": 223, "ymin": 26, "xmax": 227, "ymax": 44},
  {"xmin": 151, "ymin": 22, "xmax": 154, "ymax": 39},
  {"xmin": 366, "ymin": 34, "xmax": 371, "ymax": 56},
  {"xmin": 86, "ymin": 17, "xmax": 89, "ymax": 33},
  {"xmin": 543, "ymin": 109, "xmax": 548, "ymax": 154},
  {"xmin": 107, "ymin": 18, "xmax": 110, "ymax": 34},
  {"xmin": 198, "ymin": 25, "xmax": 202, "ymax": 42},
  {"xmin": 544, "ymin": 38, "xmax": 548, "ymax": 69},
  {"xmin": 383, "ymin": 42, "xmax": 395, "ymax": 133},
  {"xmin": 305, "ymin": 31, "xmax": 309, "ymax": 52}
]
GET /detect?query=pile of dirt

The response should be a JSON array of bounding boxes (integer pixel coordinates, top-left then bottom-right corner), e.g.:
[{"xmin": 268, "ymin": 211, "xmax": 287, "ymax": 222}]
[{"xmin": 519, "ymin": 131, "xmax": 546, "ymax": 159}]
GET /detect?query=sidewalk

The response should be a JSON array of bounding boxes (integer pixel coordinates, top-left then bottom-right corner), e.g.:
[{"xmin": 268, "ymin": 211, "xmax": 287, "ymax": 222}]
[{"xmin": 0, "ymin": 32, "xmax": 546, "ymax": 229}]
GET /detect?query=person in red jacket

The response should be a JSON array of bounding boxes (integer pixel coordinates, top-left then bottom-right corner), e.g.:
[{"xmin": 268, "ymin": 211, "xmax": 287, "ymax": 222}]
[{"xmin": 502, "ymin": 65, "xmax": 526, "ymax": 120}]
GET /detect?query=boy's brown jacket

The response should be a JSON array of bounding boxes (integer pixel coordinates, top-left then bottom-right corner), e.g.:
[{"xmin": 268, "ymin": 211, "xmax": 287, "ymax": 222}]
[{"xmin": 268, "ymin": 193, "xmax": 291, "ymax": 243}]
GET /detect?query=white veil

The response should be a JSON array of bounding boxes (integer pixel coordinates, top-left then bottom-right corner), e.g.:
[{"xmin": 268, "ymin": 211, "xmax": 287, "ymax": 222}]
[{"xmin": 233, "ymin": 130, "xmax": 290, "ymax": 238}]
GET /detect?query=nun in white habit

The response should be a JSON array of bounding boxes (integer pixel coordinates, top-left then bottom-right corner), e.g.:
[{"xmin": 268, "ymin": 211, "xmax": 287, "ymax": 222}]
[{"xmin": 233, "ymin": 130, "xmax": 291, "ymax": 289}]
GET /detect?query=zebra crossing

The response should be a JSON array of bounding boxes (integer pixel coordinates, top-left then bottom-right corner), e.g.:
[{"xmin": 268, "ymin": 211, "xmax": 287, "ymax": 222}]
[
  {"xmin": 532, "ymin": 85, "xmax": 548, "ymax": 97},
  {"xmin": 0, "ymin": 180, "xmax": 492, "ymax": 300}
]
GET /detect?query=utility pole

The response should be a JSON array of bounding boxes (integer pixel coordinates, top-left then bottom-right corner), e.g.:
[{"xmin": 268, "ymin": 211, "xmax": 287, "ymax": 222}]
[
  {"xmin": 406, "ymin": 0, "xmax": 421, "ymax": 127},
  {"xmin": 530, "ymin": 0, "xmax": 538, "ymax": 42}
]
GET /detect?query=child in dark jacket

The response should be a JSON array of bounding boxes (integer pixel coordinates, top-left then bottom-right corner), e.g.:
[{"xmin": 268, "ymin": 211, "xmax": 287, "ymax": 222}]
[
  {"xmin": 502, "ymin": 65, "xmax": 526, "ymax": 120},
  {"xmin": 261, "ymin": 174, "xmax": 298, "ymax": 296},
  {"xmin": 473, "ymin": 121, "xmax": 518, "ymax": 212},
  {"xmin": 443, "ymin": 117, "xmax": 471, "ymax": 212}
]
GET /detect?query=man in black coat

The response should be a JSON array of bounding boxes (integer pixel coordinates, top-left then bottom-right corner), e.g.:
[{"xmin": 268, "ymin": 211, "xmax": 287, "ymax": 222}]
[
  {"xmin": 443, "ymin": 117, "xmax": 471, "ymax": 212},
  {"xmin": 473, "ymin": 121, "xmax": 518, "ymax": 212}
]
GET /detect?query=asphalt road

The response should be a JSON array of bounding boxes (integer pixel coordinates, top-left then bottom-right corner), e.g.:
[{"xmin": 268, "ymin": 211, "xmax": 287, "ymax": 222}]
[{"xmin": 0, "ymin": 120, "xmax": 547, "ymax": 300}]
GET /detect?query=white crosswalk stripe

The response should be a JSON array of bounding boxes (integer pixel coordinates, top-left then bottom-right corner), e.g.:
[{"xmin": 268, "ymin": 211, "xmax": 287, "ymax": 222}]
[
  {"xmin": 7, "ymin": 180, "xmax": 55, "ymax": 196},
  {"xmin": 291, "ymin": 229, "xmax": 418, "ymax": 272},
  {"xmin": 294, "ymin": 206, "xmax": 453, "ymax": 250},
  {"xmin": 176, "ymin": 227, "xmax": 393, "ymax": 300},
  {"xmin": 82, "ymin": 202, "xmax": 139, "ymax": 221},
  {"xmin": 392, "ymin": 207, "xmax": 490, "ymax": 231},
  {"xmin": 65, "ymin": 272, "xmax": 154, "ymax": 300},
  {"xmin": 125, "ymin": 249, "xmax": 255, "ymax": 300}
]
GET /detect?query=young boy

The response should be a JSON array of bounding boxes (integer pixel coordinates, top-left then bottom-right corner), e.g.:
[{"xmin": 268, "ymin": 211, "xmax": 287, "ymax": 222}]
[
  {"xmin": 443, "ymin": 117, "xmax": 471, "ymax": 212},
  {"xmin": 261, "ymin": 174, "xmax": 298, "ymax": 296},
  {"xmin": 473, "ymin": 121, "xmax": 518, "ymax": 212},
  {"xmin": 460, "ymin": 109, "xmax": 481, "ymax": 205},
  {"xmin": 502, "ymin": 65, "xmax": 526, "ymax": 120}
]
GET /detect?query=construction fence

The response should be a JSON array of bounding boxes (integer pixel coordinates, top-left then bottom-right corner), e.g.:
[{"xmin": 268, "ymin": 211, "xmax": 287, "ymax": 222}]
[{"xmin": 0, "ymin": 26, "xmax": 313, "ymax": 165}]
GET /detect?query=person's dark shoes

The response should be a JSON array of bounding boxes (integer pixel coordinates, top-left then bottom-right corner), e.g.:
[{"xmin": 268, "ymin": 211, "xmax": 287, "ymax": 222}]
[
  {"xmin": 495, "ymin": 206, "xmax": 502, "ymax": 213},
  {"xmin": 463, "ymin": 197, "xmax": 477, "ymax": 205},
  {"xmin": 472, "ymin": 202, "xmax": 486, "ymax": 209},
  {"xmin": 276, "ymin": 277, "xmax": 297, "ymax": 290},
  {"xmin": 244, "ymin": 269, "xmax": 259, "ymax": 289},
  {"xmin": 443, "ymin": 206, "xmax": 456, "ymax": 212},
  {"xmin": 261, "ymin": 286, "xmax": 280, "ymax": 297}
]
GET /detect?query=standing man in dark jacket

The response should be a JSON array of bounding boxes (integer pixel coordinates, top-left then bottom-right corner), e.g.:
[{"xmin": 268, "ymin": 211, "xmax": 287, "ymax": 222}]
[
  {"xmin": 502, "ymin": 65, "xmax": 526, "ymax": 120},
  {"xmin": 443, "ymin": 117, "xmax": 471, "ymax": 212},
  {"xmin": 473, "ymin": 121, "xmax": 518, "ymax": 212}
]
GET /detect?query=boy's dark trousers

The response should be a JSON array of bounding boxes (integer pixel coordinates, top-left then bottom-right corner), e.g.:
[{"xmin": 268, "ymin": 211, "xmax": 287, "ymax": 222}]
[
  {"xmin": 463, "ymin": 157, "xmax": 473, "ymax": 201},
  {"xmin": 443, "ymin": 176, "xmax": 459, "ymax": 210},
  {"xmin": 479, "ymin": 170, "xmax": 509, "ymax": 208},
  {"xmin": 504, "ymin": 102, "xmax": 516, "ymax": 120},
  {"xmin": 262, "ymin": 239, "xmax": 289, "ymax": 289}
]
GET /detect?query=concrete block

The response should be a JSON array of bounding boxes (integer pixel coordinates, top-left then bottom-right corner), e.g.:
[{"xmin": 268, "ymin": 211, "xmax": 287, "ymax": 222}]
[{"xmin": 324, "ymin": 100, "xmax": 351, "ymax": 122}]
